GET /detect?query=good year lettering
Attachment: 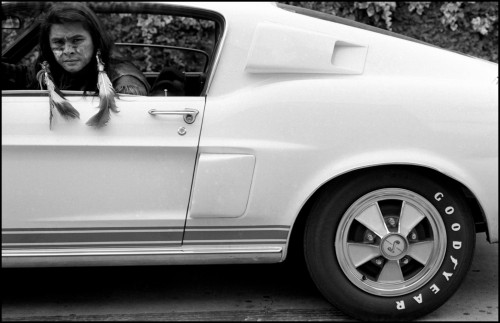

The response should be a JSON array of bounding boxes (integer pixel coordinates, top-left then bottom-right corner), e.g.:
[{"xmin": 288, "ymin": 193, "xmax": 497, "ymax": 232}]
[{"xmin": 396, "ymin": 192, "xmax": 462, "ymax": 311}]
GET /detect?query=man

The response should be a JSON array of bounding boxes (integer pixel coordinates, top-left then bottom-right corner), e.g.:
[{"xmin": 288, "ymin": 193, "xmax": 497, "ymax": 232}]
[
  {"xmin": 2, "ymin": 2, "xmax": 149, "ymax": 95},
  {"xmin": 2, "ymin": 2, "xmax": 150, "ymax": 127}
]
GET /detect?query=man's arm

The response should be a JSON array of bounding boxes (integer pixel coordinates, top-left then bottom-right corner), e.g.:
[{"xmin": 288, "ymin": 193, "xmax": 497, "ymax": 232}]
[{"xmin": 113, "ymin": 75, "xmax": 148, "ymax": 96}]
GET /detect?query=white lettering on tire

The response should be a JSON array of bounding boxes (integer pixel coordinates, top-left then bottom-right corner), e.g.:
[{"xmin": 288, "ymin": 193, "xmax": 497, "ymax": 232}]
[
  {"xmin": 395, "ymin": 191, "xmax": 465, "ymax": 312},
  {"xmin": 413, "ymin": 294, "xmax": 423, "ymax": 304},
  {"xmin": 451, "ymin": 255, "xmax": 458, "ymax": 270},
  {"xmin": 442, "ymin": 271, "xmax": 453, "ymax": 281},
  {"xmin": 430, "ymin": 284, "xmax": 440, "ymax": 294}
]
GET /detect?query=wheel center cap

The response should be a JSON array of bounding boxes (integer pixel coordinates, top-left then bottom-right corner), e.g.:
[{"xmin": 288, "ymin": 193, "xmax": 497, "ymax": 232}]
[{"xmin": 381, "ymin": 234, "xmax": 408, "ymax": 260}]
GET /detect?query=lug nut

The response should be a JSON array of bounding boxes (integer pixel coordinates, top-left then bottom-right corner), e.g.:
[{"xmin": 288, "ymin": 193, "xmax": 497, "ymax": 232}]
[
  {"xmin": 366, "ymin": 233, "xmax": 374, "ymax": 242},
  {"xmin": 411, "ymin": 232, "xmax": 417, "ymax": 240},
  {"xmin": 388, "ymin": 217, "xmax": 397, "ymax": 227},
  {"xmin": 375, "ymin": 258, "xmax": 384, "ymax": 266},
  {"xmin": 401, "ymin": 257, "xmax": 409, "ymax": 265}
]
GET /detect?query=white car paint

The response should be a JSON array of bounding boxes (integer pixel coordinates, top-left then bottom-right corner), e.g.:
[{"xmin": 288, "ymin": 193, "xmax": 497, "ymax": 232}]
[
  {"xmin": 2, "ymin": 2, "xmax": 497, "ymax": 269},
  {"xmin": 190, "ymin": 154, "xmax": 255, "ymax": 218},
  {"xmin": 185, "ymin": 2, "xmax": 498, "ymax": 244},
  {"xmin": 3, "ymin": 95, "xmax": 206, "ymax": 247}
]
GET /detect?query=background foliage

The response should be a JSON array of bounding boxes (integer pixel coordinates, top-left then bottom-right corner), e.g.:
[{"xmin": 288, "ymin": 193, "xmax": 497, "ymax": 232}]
[
  {"xmin": 95, "ymin": 12, "xmax": 215, "ymax": 73},
  {"xmin": 2, "ymin": 2, "xmax": 498, "ymax": 68},
  {"xmin": 280, "ymin": 1, "xmax": 498, "ymax": 63},
  {"xmin": 1, "ymin": 2, "xmax": 216, "ymax": 73}
]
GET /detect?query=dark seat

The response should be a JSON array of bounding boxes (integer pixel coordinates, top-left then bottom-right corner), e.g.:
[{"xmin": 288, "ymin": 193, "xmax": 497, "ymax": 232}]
[
  {"xmin": 150, "ymin": 67, "xmax": 185, "ymax": 96},
  {"xmin": 184, "ymin": 72, "xmax": 206, "ymax": 96},
  {"xmin": 150, "ymin": 67, "xmax": 206, "ymax": 97}
]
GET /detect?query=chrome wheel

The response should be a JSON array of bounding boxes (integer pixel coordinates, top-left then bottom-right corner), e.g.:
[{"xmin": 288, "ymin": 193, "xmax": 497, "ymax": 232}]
[
  {"xmin": 336, "ymin": 188, "xmax": 447, "ymax": 297},
  {"xmin": 305, "ymin": 169, "xmax": 475, "ymax": 320}
]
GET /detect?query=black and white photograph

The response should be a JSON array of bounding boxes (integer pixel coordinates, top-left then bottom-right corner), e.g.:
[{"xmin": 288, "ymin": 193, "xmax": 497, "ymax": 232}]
[{"xmin": 2, "ymin": 2, "xmax": 498, "ymax": 321}]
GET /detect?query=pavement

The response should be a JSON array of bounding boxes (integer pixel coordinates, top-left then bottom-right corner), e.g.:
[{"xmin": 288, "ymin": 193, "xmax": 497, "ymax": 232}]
[{"xmin": 2, "ymin": 233, "xmax": 497, "ymax": 321}]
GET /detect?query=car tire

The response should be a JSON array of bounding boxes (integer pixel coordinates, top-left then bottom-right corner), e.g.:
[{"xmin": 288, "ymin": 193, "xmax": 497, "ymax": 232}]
[{"xmin": 304, "ymin": 168, "xmax": 475, "ymax": 321}]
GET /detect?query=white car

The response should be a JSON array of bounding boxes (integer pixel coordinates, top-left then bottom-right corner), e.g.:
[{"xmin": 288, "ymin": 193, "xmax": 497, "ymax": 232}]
[{"xmin": 2, "ymin": 2, "xmax": 498, "ymax": 321}]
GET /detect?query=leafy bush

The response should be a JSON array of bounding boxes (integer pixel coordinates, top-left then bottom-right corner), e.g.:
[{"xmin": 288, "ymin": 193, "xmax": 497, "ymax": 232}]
[
  {"xmin": 3, "ymin": 2, "xmax": 497, "ymax": 66},
  {"xmin": 96, "ymin": 12, "xmax": 215, "ymax": 73},
  {"xmin": 2, "ymin": 2, "xmax": 216, "ymax": 73},
  {"xmin": 280, "ymin": 1, "xmax": 498, "ymax": 63}
]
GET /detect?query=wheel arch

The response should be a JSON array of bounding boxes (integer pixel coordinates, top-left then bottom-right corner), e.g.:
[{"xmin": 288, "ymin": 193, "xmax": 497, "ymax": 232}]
[{"xmin": 286, "ymin": 164, "xmax": 488, "ymax": 262}]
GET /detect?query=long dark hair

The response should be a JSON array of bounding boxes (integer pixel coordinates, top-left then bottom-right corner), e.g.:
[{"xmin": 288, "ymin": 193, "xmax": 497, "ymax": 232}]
[{"xmin": 35, "ymin": 2, "xmax": 114, "ymax": 91}]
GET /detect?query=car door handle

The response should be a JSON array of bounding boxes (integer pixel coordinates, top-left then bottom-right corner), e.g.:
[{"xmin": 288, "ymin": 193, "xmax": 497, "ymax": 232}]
[{"xmin": 148, "ymin": 108, "xmax": 199, "ymax": 124}]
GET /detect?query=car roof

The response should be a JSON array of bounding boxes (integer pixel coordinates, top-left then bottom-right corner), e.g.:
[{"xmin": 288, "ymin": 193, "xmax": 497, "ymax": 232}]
[{"xmin": 157, "ymin": 1, "xmax": 278, "ymax": 11}]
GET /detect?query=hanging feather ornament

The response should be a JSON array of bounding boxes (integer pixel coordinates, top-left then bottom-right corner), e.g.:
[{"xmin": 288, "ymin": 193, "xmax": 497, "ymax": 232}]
[
  {"xmin": 86, "ymin": 50, "xmax": 119, "ymax": 128},
  {"xmin": 37, "ymin": 61, "xmax": 80, "ymax": 129}
]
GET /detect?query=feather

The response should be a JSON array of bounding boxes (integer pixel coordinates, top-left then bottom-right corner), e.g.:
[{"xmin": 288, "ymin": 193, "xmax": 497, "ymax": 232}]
[
  {"xmin": 86, "ymin": 50, "xmax": 119, "ymax": 128},
  {"xmin": 36, "ymin": 69, "xmax": 45, "ymax": 90},
  {"xmin": 39, "ymin": 62, "xmax": 80, "ymax": 128}
]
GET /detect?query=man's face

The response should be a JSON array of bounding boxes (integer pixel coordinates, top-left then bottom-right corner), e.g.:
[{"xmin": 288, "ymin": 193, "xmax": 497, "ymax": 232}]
[{"xmin": 49, "ymin": 22, "xmax": 94, "ymax": 73}]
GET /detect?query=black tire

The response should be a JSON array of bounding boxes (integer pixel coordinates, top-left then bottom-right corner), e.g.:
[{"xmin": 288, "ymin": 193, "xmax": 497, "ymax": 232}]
[{"xmin": 304, "ymin": 168, "xmax": 475, "ymax": 321}]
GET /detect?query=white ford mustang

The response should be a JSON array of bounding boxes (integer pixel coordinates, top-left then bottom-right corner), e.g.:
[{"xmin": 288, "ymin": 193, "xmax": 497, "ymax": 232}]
[{"xmin": 2, "ymin": 2, "xmax": 498, "ymax": 321}]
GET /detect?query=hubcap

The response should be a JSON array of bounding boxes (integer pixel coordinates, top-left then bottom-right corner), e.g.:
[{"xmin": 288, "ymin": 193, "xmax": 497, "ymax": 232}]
[
  {"xmin": 336, "ymin": 188, "xmax": 447, "ymax": 297},
  {"xmin": 380, "ymin": 234, "xmax": 407, "ymax": 260}
]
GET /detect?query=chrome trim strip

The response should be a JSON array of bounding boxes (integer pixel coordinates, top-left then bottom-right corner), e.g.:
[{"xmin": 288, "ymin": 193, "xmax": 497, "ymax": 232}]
[
  {"xmin": 183, "ymin": 240, "xmax": 287, "ymax": 245},
  {"xmin": 3, "ymin": 229, "xmax": 183, "ymax": 234},
  {"xmin": 3, "ymin": 240, "xmax": 286, "ymax": 248},
  {"xmin": 2, "ymin": 226, "xmax": 291, "ymax": 246},
  {"xmin": 3, "ymin": 250, "xmax": 283, "ymax": 267},
  {"xmin": 2, "ymin": 226, "xmax": 184, "ymax": 231},
  {"xmin": 3, "ymin": 225, "xmax": 290, "ymax": 232},
  {"xmin": 184, "ymin": 230, "xmax": 288, "ymax": 241},
  {"xmin": 3, "ymin": 246, "xmax": 282, "ymax": 257},
  {"xmin": 2, "ymin": 241, "xmax": 181, "ymax": 249},
  {"xmin": 186, "ymin": 225, "xmax": 290, "ymax": 231}
]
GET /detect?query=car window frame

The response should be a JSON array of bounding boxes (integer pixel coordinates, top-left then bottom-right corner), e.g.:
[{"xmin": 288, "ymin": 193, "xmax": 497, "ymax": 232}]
[{"xmin": 1, "ymin": 2, "xmax": 227, "ymax": 97}]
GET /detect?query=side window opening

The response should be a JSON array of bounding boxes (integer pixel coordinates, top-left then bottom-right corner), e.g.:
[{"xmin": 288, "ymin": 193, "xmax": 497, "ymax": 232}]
[
  {"xmin": 2, "ymin": 2, "xmax": 224, "ymax": 97},
  {"xmin": 99, "ymin": 12, "xmax": 217, "ymax": 96}
]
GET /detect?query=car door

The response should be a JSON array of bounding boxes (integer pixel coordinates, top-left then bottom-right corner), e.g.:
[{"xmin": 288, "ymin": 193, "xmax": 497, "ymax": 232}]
[
  {"xmin": 1, "ymin": 1, "xmax": 222, "ymax": 254},
  {"xmin": 2, "ymin": 92, "xmax": 204, "ymax": 250}
]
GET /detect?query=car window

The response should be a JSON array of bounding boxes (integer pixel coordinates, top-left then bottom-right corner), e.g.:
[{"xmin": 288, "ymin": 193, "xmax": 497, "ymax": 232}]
[
  {"xmin": 2, "ymin": 3, "xmax": 41, "ymax": 51},
  {"xmin": 104, "ymin": 13, "xmax": 215, "ymax": 73},
  {"xmin": 1, "ymin": 2, "xmax": 44, "ymax": 65},
  {"xmin": 1, "ymin": 2, "xmax": 223, "ymax": 96}
]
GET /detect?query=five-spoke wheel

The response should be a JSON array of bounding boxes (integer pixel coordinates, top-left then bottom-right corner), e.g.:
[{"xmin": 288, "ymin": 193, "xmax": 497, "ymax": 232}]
[
  {"xmin": 336, "ymin": 188, "xmax": 446, "ymax": 296},
  {"xmin": 304, "ymin": 168, "xmax": 475, "ymax": 321}
]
